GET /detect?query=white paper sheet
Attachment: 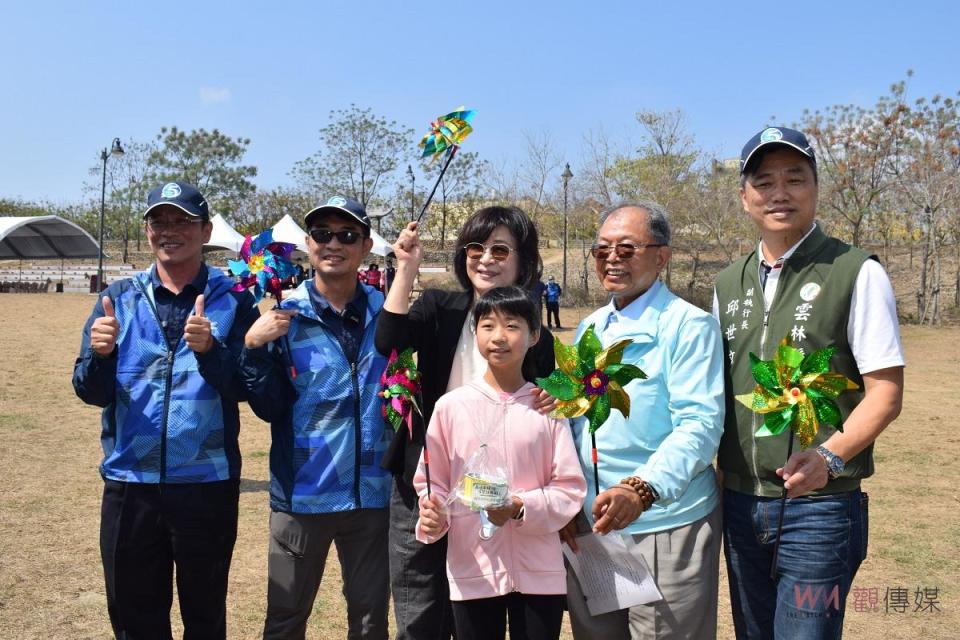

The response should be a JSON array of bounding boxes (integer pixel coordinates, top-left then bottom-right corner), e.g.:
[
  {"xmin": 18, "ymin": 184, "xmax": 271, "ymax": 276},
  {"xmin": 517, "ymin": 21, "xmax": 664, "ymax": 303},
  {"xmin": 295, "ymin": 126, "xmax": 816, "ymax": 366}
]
[{"xmin": 563, "ymin": 533, "xmax": 662, "ymax": 616}]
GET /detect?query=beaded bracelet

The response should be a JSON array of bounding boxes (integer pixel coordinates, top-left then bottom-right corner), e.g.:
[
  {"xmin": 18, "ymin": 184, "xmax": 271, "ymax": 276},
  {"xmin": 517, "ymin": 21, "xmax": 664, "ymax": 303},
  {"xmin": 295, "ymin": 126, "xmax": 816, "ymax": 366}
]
[{"xmin": 618, "ymin": 476, "xmax": 659, "ymax": 512}]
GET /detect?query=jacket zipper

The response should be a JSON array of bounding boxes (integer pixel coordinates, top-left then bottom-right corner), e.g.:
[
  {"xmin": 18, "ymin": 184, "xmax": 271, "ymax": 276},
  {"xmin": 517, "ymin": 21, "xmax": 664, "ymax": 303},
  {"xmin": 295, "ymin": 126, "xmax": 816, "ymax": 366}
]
[
  {"xmin": 136, "ymin": 279, "xmax": 176, "ymax": 485},
  {"xmin": 351, "ymin": 360, "xmax": 362, "ymax": 509}
]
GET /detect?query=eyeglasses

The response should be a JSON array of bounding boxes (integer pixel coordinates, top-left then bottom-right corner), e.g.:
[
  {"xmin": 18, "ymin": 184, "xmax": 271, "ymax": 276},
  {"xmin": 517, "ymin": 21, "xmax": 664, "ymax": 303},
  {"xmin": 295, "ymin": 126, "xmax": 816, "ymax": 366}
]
[
  {"xmin": 590, "ymin": 242, "xmax": 665, "ymax": 261},
  {"xmin": 463, "ymin": 242, "xmax": 514, "ymax": 262},
  {"xmin": 145, "ymin": 217, "xmax": 205, "ymax": 231},
  {"xmin": 309, "ymin": 229, "xmax": 364, "ymax": 245}
]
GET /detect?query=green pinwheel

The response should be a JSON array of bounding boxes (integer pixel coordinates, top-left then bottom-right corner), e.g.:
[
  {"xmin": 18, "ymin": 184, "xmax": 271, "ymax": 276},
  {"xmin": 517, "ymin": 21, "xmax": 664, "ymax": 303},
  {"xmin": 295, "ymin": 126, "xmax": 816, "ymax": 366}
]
[
  {"xmin": 536, "ymin": 324, "xmax": 647, "ymax": 431},
  {"xmin": 536, "ymin": 324, "xmax": 646, "ymax": 495},
  {"xmin": 736, "ymin": 337, "xmax": 859, "ymax": 448}
]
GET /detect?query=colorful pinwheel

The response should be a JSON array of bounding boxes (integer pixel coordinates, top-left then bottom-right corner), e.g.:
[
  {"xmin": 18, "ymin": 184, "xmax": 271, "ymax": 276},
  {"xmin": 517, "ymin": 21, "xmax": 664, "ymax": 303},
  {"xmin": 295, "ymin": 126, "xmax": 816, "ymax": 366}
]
[
  {"xmin": 736, "ymin": 337, "xmax": 859, "ymax": 449},
  {"xmin": 536, "ymin": 325, "xmax": 647, "ymax": 431},
  {"xmin": 379, "ymin": 348, "xmax": 423, "ymax": 439},
  {"xmin": 228, "ymin": 229, "xmax": 298, "ymax": 303},
  {"xmin": 419, "ymin": 107, "xmax": 476, "ymax": 162},
  {"xmin": 415, "ymin": 107, "xmax": 476, "ymax": 222},
  {"xmin": 536, "ymin": 325, "xmax": 646, "ymax": 494}
]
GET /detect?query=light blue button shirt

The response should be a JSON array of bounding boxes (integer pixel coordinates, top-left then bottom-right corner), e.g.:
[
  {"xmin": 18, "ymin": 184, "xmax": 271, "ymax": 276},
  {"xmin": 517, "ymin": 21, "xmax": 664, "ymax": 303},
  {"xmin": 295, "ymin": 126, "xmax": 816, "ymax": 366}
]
[{"xmin": 573, "ymin": 280, "xmax": 726, "ymax": 534}]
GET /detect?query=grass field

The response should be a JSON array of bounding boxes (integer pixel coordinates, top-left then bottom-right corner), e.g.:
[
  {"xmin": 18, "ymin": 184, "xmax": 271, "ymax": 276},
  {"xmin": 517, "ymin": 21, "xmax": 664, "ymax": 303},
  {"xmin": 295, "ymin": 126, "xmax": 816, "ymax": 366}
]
[{"xmin": 0, "ymin": 293, "xmax": 956, "ymax": 639}]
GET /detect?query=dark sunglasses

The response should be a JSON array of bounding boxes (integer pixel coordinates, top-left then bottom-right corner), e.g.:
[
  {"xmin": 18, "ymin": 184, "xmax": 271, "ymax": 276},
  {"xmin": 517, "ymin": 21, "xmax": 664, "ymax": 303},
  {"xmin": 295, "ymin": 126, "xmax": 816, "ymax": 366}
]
[
  {"xmin": 309, "ymin": 229, "xmax": 364, "ymax": 245},
  {"xmin": 590, "ymin": 242, "xmax": 665, "ymax": 261},
  {"xmin": 463, "ymin": 242, "xmax": 514, "ymax": 262}
]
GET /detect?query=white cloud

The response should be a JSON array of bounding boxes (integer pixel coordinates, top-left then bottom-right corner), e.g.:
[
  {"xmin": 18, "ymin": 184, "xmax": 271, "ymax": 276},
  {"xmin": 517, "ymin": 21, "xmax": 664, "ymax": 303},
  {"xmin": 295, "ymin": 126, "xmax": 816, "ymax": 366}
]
[{"xmin": 199, "ymin": 87, "xmax": 231, "ymax": 104}]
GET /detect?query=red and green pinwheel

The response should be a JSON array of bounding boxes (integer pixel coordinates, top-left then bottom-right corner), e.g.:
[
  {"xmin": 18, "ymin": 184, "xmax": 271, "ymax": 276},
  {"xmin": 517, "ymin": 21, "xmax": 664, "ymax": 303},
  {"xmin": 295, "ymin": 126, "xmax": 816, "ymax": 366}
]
[
  {"xmin": 535, "ymin": 324, "xmax": 646, "ymax": 494},
  {"xmin": 736, "ymin": 337, "xmax": 859, "ymax": 449},
  {"xmin": 379, "ymin": 348, "xmax": 423, "ymax": 439},
  {"xmin": 379, "ymin": 348, "xmax": 433, "ymax": 497}
]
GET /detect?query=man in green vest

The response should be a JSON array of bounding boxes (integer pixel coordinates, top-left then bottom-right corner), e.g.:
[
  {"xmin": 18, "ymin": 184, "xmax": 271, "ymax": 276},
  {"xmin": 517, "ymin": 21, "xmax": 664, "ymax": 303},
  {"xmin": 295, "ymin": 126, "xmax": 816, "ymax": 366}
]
[{"xmin": 714, "ymin": 126, "xmax": 905, "ymax": 639}]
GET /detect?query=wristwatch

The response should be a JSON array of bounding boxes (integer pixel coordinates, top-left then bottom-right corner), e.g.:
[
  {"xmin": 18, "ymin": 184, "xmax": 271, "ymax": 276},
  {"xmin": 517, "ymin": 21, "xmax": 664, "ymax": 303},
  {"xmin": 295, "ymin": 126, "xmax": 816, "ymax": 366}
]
[{"xmin": 815, "ymin": 446, "xmax": 844, "ymax": 480}]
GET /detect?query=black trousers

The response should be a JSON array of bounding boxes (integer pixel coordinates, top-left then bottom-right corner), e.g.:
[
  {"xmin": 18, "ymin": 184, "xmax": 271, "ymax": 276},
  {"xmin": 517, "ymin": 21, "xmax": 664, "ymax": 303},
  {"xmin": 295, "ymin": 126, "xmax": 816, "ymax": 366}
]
[
  {"xmin": 100, "ymin": 479, "xmax": 240, "ymax": 640},
  {"xmin": 545, "ymin": 302, "xmax": 561, "ymax": 328},
  {"xmin": 389, "ymin": 477, "xmax": 455, "ymax": 639},
  {"xmin": 451, "ymin": 593, "xmax": 565, "ymax": 640}
]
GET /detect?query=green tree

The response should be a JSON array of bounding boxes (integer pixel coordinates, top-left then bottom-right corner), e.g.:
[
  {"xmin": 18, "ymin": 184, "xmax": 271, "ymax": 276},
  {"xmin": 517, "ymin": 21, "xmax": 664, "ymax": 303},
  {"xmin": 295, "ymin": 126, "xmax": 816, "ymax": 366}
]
[
  {"xmin": 232, "ymin": 188, "xmax": 315, "ymax": 236},
  {"xmin": 148, "ymin": 126, "xmax": 257, "ymax": 217},
  {"xmin": 291, "ymin": 105, "xmax": 414, "ymax": 207}
]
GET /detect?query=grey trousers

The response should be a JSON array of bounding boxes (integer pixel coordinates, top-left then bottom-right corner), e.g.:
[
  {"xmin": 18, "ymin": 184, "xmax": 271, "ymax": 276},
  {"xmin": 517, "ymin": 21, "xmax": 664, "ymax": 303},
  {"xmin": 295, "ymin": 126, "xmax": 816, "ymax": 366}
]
[
  {"xmin": 566, "ymin": 504, "xmax": 721, "ymax": 640},
  {"xmin": 263, "ymin": 508, "xmax": 389, "ymax": 640}
]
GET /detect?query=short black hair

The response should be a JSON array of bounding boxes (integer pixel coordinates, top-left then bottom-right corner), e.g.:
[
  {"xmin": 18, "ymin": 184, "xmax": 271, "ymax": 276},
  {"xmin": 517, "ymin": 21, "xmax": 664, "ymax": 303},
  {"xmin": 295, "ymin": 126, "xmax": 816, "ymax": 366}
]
[
  {"xmin": 453, "ymin": 205, "xmax": 542, "ymax": 291},
  {"xmin": 473, "ymin": 286, "xmax": 542, "ymax": 335}
]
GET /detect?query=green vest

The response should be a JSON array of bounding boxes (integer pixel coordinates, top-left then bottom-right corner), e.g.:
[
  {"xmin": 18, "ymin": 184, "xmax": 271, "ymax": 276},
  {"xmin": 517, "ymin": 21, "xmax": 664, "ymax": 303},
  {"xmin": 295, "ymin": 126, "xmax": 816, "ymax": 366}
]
[{"xmin": 715, "ymin": 226, "xmax": 874, "ymax": 497}]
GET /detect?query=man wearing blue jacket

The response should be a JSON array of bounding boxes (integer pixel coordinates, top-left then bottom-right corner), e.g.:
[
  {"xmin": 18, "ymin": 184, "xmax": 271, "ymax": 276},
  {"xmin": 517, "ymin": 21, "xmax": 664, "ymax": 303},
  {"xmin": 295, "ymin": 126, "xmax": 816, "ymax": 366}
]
[
  {"xmin": 241, "ymin": 195, "xmax": 391, "ymax": 639},
  {"xmin": 562, "ymin": 201, "xmax": 726, "ymax": 639},
  {"xmin": 73, "ymin": 181, "xmax": 259, "ymax": 639}
]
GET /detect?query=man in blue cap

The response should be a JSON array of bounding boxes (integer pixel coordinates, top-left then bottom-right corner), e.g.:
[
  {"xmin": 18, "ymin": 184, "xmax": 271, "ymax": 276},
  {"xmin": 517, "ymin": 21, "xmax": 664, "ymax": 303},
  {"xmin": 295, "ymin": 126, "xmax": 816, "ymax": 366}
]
[
  {"xmin": 73, "ymin": 181, "xmax": 260, "ymax": 638},
  {"xmin": 241, "ymin": 195, "xmax": 391, "ymax": 639},
  {"xmin": 714, "ymin": 127, "xmax": 905, "ymax": 638}
]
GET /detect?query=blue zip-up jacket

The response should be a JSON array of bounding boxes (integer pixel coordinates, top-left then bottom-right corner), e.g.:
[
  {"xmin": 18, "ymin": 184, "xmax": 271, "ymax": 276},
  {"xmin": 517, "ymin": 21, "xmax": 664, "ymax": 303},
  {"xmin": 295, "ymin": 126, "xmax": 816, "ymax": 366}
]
[
  {"xmin": 73, "ymin": 264, "xmax": 258, "ymax": 483},
  {"xmin": 240, "ymin": 281, "xmax": 391, "ymax": 514}
]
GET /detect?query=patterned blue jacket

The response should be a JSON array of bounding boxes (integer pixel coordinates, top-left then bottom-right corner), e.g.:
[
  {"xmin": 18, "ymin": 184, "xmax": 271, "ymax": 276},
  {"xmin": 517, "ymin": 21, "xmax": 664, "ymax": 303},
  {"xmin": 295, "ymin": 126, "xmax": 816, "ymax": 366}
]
[
  {"xmin": 240, "ymin": 281, "xmax": 391, "ymax": 514},
  {"xmin": 73, "ymin": 264, "xmax": 258, "ymax": 483}
]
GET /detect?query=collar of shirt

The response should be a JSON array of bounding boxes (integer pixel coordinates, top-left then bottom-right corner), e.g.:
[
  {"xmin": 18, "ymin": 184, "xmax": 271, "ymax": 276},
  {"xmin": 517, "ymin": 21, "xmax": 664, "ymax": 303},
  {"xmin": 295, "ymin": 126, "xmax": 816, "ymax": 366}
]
[
  {"xmin": 600, "ymin": 279, "xmax": 662, "ymax": 335},
  {"xmin": 757, "ymin": 223, "xmax": 818, "ymax": 271},
  {"xmin": 150, "ymin": 263, "xmax": 208, "ymax": 296},
  {"xmin": 307, "ymin": 283, "xmax": 367, "ymax": 324}
]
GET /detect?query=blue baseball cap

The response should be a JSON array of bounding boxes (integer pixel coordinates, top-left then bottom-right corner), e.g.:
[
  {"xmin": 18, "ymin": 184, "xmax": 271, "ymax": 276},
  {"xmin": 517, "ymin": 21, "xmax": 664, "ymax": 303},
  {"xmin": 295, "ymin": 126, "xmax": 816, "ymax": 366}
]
[
  {"xmin": 740, "ymin": 127, "xmax": 816, "ymax": 176},
  {"xmin": 143, "ymin": 181, "xmax": 210, "ymax": 220},
  {"xmin": 304, "ymin": 195, "xmax": 371, "ymax": 231}
]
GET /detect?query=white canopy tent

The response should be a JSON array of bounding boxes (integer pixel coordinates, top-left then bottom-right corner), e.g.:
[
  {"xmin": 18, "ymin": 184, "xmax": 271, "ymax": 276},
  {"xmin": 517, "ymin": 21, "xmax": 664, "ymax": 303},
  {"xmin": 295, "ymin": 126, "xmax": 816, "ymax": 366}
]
[{"xmin": 204, "ymin": 214, "xmax": 246, "ymax": 253}]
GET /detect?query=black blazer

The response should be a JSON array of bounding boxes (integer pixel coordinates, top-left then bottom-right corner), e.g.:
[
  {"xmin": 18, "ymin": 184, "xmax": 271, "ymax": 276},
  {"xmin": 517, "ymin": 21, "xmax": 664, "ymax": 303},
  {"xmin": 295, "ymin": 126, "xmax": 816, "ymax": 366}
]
[{"xmin": 375, "ymin": 288, "xmax": 556, "ymax": 486}]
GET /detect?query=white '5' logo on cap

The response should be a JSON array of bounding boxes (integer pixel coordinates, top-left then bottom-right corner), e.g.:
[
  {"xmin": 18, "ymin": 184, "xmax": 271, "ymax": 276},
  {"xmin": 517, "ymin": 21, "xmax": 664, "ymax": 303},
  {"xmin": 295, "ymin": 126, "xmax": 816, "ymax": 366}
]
[
  {"xmin": 161, "ymin": 183, "xmax": 182, "ymax": 198},
  {"xmin": 327, "ymin": 196, "xmax": 347, "ymax": 207}
]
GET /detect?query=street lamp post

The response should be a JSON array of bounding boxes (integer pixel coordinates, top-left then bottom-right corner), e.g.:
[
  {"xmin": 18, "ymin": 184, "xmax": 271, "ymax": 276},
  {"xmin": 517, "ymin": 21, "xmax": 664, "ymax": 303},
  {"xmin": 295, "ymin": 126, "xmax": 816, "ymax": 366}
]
[
  {"xmin": 407, "ymin": 164, "xmax": 416, "ymax": 220},
  {"xmin": 97, "ymin": 138, "xmax": 125, "ymax": 292},
  {"xmin": 561, "ymin": 163, "xmax": 573, "ymax": 292}
]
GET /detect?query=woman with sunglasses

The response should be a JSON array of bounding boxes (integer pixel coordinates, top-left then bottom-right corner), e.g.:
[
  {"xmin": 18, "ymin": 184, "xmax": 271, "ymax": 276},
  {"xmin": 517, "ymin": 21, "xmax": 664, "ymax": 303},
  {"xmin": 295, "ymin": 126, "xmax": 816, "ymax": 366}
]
[{"xmin": 376, "ymin": 205, "xmax": 557, "ymax": 640}]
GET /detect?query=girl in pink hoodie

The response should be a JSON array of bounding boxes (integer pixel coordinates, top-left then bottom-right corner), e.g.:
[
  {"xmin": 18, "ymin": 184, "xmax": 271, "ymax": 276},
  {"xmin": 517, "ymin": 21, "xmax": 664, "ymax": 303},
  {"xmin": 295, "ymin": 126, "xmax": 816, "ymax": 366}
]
[{"xmin": 415, "ymin": 286, "xmax": 586, "ymax": 640}]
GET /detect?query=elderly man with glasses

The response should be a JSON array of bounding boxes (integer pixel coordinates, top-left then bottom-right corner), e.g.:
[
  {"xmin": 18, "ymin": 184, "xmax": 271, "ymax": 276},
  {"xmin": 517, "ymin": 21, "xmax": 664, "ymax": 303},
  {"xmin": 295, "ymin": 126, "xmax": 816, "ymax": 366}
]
[
  {"xmin": 241, "ymin": 195, "xmax": 392, "ymax": 639},
  {"xmin": 561, "ymin": 201, "xmax": 726, "ymax": 640},
  {"xmin": 73, "ymin": 181, "xmax": 260, "ymax": 639}
]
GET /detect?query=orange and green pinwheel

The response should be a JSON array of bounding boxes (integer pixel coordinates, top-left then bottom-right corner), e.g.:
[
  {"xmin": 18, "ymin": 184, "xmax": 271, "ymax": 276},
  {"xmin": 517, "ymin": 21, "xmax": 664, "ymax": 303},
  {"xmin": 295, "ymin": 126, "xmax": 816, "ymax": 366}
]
[
  {"xmin": 736, "ymin": 337, "xmax": 859, "ymax": 448},
  {"xmin": 536, "ymin": 324, "xmax": 647, "ymax": 433}
]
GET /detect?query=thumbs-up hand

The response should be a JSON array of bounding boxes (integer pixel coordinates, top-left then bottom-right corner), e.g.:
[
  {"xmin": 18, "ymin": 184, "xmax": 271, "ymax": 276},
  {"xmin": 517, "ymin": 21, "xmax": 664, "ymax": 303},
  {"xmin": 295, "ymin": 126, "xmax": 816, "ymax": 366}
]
[
  {"xmin": 184, "ymin": 293, "xmax": 214, "ymax": 354},
  {"xmin": 91, "ymin": 296, "xmax": 120, "ymax": 356}
]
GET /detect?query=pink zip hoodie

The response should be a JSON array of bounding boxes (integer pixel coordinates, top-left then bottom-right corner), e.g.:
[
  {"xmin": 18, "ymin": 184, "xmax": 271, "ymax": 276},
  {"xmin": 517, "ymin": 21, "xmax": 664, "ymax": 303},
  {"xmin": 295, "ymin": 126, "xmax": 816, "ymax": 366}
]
[{"xmin": 414, "ymin": 380, "xmax": 586, "ymax": 601}]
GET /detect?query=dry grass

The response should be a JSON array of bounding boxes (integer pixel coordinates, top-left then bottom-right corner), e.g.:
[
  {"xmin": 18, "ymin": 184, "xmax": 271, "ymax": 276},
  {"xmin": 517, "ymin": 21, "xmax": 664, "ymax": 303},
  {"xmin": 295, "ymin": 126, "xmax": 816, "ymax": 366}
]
[{"xmin": 0, "ymin": 295, "xmax": 956, "ymax": 639}]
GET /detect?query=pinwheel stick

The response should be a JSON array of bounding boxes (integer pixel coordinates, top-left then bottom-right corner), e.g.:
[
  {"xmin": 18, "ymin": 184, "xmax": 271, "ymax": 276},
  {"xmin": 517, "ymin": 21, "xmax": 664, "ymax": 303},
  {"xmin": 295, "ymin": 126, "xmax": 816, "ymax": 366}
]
[
  {"xmin": 591, "ymin": 433, "xmax": 600, "ymax": 497},
  {"xmin": 273, "ymin": 301, "xmax": 297, "ymax": 379},
  {"xmin": 422, "ymin": 439, "xmax": 433, "ymax": 498},
  {"xmin": 770, "ymin": 434, "xmax": 795, "ymax": 579},
  {"xmin": 416, "ymin": 146, "xmax": 459, "ymax": 223}
]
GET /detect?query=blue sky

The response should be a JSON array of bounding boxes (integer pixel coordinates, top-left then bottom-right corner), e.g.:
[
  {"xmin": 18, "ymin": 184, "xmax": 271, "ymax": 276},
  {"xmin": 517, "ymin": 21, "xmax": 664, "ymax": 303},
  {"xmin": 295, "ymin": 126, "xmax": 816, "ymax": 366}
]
[{"xmin": 2, "ymin": 0, "xmax": 957, "ymax": 205}]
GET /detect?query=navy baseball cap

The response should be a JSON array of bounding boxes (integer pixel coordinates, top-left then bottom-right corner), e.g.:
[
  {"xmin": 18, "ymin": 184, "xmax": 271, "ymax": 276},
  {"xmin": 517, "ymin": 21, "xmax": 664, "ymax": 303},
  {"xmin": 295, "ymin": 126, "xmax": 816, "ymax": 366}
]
[
  {"xmin": 304, "ymin": 195, "xmax": 371, "ymax": 232},
  {"xmin": 143, "ymin": 181, "xmax": 210, "ymax": 219},
  {"xmin": 740, "ymin": 127, "xmax": 816, "ymax": 175}
]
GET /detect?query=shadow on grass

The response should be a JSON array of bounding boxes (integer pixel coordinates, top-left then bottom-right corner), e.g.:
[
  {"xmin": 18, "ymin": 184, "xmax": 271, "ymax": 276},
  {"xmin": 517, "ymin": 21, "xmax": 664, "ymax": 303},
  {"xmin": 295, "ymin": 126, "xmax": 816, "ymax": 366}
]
[{"xmin": 240, "ymin": 478, "xmax": 270, "ymax": 493}]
